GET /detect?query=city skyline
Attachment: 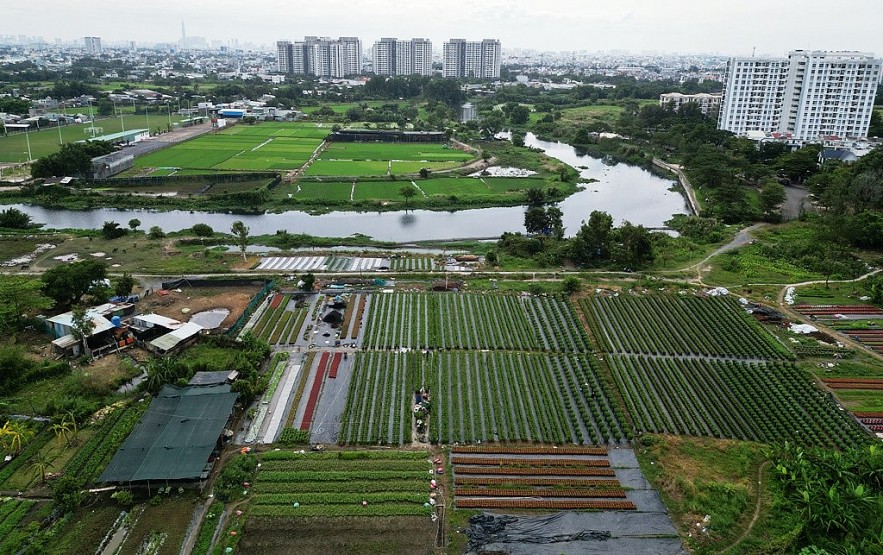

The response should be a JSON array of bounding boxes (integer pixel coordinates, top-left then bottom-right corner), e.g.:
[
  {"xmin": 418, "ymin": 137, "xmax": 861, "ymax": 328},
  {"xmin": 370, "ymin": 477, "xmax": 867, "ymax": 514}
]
[{"xmin": 2, "ymin": 0, "xmax": 882, "ymax": 56}]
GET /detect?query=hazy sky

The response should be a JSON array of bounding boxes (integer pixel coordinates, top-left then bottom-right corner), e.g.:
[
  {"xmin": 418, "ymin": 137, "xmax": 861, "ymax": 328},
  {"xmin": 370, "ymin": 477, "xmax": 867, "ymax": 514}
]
[{"xmin": 4, "ymin": 0, "xmax": 882, "ymax": 56}]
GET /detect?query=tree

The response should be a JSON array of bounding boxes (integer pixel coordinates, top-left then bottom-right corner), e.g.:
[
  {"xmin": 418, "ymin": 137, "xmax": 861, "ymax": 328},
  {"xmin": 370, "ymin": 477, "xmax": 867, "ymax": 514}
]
[
  {"xmin": 114, "ymin": 273, "xmax": 136, "ymax": 298},
  {"xmin": 101, "ymin": 221, "xmax": 126, "ymax": 240},
  {"xmin": 231, "ymin": 220, "xmax": 249, "ymax": 261},
  {"xmin": 51, "ymin": 475, "xmax": 84, "ymax": 513},
  {"xmin": 760, "ymin": 181, "xmax": 787, "ymax": 221},
  {"xmin": 546, "ymin": 206, "xmax": 565, "ymax": 239},
  {"xmin": 485, "ymin": 250, "xmax": 498, "ymax": 266},
  {"xmin": 301, "ymin": 273, "xmax": 316, "ymax": 292},
  {"xmin": 191, "ymin": 223, "xmax": 213, "ymax": 237},
  {"xmin": 97, "ymin": 98, "xmax": 114, "ymax": 117},
  {"xmin": 480, "ymin": 110, "xmax": 506, "ymax": 137},
  {"xmin": 0, "ymin": 208, "xmax": 33, "ymax": 229},
  {"xmin": 525, "ymin": 187, "xmax": 546, "ymax": 205},
  {"xmin": 613, "ymin": 222, "xmax": 654, "ymax": 269},
  {"xmin": 147, "ymin": 226, "xmax": 165, "ymax": 239},
  {"xmin": 0, "ymin": 420, "xmax": 33, "ymax": 454},
  {"xmin": 570, "ymin": 211, "xmax": 614, "ymax": 266},
  {"xmin": 562, "ymin": 276, "xmax": 582, "ymax": 294},
  {"xmin": 524, "ymin": 206, "xmax": 549, "ymax": 235},
  {"xmin": 127, "ymin": 218, "xmax": 141, "ymax": 232},
  {"xmin": 42, "ymin": 260, "xmax": 107, "ymax": 306},
  {"xmin": 0, "ymin": 276, "xmax": 53, "ymax": 331},
  {"xmin": 399, "ymin": 185, "xmax": 417, "ymax": 208},
  {"xmin": 31, "ymin": 141, "xmax": 114, "ymax": 178},
  {"xmin": 509, "ymin": 105, "xmax": 531, "ymax": 125},
  {"xmin": 70, "ymin": 304, "xmax": 95, "ymax": 359},
  {"xmin": 511, "ymin": 130, "xmax": 526, "ymax": 147},
  {"xmin": 29, "ymin": 451, "xmax": 53, "ymax": 484}
]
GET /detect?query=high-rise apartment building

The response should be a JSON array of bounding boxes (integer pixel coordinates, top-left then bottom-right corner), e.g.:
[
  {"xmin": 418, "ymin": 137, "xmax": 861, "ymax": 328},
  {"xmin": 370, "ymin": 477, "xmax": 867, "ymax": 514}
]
[
  {"xmin": 276, "ymin": 36, "xmax": 363, "ymax": 78},
  {"xmin": 84, "ymin": 36, "xmax": 101, "ymax": 55},
  {"xmin": 718, "ymin": 50, "xmax": 882, "ymax": 141},
  {"xmin": 442, "ymin": 39, "xmax": 500, "ymax": 79},
  {"xmin": 373, "ymin": 37, "xmax": 433, "ymax": 76}
]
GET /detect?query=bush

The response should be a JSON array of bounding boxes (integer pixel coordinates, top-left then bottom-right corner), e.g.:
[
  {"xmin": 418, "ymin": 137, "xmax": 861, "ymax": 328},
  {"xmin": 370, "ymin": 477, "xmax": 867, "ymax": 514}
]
[
  {"xmin": 216, "ymin": 454, "xmax": 258, "ymax": 501},
  {"xmin": 192, "ymin": 223, "xmax": 214, "ymax": 237},
  {"xmin": 147, "ymin": 226, "xmax": 165, "ymax": 240}
]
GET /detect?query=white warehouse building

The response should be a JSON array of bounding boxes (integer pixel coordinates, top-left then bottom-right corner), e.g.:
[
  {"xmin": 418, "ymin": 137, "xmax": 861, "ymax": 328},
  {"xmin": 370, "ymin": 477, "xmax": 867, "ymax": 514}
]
[{"xmin": 718, "ymin": 50, "xmax": 882, "ymax": 142}]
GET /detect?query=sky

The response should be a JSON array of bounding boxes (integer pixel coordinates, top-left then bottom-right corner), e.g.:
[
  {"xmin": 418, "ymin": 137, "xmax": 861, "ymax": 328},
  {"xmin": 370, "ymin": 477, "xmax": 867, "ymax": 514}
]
[{"xmin": 3, "ymin": 0, "xmax": 882, "ymax": 56}]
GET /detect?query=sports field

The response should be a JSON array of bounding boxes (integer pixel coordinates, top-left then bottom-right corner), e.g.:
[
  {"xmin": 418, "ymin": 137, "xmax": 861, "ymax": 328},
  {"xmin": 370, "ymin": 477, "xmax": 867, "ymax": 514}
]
[
  {"xmin": 304, "ymin": 142, "xmax": 473, "ymax": 176},
  {"xmin": 279, "ymin": 176, "xmax": 549, "ymax": 203},
  {"xmin": 133, "ymin": 122, "xmax": 329, "ymax": 173},
  {"xmin": 0, "ymin": 115, "xmax": 185, "ymax": 163}
]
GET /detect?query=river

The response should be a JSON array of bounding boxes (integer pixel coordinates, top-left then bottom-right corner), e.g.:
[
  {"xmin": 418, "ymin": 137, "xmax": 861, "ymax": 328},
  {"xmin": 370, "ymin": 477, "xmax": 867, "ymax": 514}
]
[{"xmin": 10, "ymin": 133, "xmax": 688, "ymax": 242}]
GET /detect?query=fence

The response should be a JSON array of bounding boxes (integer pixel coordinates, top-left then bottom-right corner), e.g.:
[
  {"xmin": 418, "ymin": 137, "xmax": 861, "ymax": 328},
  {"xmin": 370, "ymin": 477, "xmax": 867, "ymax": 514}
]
[
  {"xmin": 94, "ymin": 172, "xmax": 279, "ymax": 187},
  {"xmin": 225, "ymin": 280, "xmax": 276, "ymax": 338}
]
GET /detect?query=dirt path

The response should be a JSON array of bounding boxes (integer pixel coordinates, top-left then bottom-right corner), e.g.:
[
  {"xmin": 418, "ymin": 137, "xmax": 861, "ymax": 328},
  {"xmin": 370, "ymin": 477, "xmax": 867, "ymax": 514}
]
[{"xmin": 723, "ymin": 460, "xmax": 770, "ymax": 553}]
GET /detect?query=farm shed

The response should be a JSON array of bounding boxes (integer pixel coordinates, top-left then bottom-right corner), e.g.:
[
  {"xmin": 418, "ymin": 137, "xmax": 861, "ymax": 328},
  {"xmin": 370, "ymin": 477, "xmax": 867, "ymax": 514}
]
[
  {"xmin": 148, "ymin": 321, "xmax": 204, "ymax": 355},
  {"xmin": 99, "ymin": 384, "xmax": 238, "ymax": 484},
  {"xmin": 189, "ymin": 370, "xmax": 239, "ymax": 386}
]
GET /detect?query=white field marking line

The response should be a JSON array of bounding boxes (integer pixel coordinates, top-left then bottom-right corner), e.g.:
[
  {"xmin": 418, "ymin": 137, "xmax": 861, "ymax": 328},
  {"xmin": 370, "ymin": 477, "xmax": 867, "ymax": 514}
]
[
  {"xmin": 251, "ymin": 137, "xmax": 274, "ymax": 151},
  {"xmin": 411, "ymin": 181, "xmax": 427, "ymax": 198},
  {"xmin": 351, "ymin": 180, "xmax": 356, "ymax": 201}
]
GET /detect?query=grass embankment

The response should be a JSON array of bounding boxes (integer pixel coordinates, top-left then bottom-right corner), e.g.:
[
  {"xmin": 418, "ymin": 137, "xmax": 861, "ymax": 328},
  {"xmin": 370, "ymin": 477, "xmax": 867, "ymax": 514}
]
[{"xmin": 636, "ymin": 435, "xmax": 799, "ymax": 555}]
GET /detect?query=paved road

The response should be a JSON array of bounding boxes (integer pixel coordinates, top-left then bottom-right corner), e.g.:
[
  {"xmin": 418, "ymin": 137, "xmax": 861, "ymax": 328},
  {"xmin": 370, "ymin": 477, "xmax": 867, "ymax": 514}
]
[{"xmin": 119, "ymin": 122, "xmax": 214, "ymax": 161}]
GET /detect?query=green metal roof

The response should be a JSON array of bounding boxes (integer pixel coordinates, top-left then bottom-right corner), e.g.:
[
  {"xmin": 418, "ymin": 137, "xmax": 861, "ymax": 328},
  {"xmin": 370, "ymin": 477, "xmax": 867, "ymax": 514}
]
[
  {"xmin": 99, "ymin": 384, "xmax": 237, "ymax": 483},
  {"xmin": 87, "ymin": 128, "xmax": 148, "ymax": 142}
]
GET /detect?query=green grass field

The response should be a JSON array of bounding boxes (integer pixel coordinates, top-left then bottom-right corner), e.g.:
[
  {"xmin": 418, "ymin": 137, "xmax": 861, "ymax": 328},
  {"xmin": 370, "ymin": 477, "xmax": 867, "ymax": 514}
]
[
  {"xmin": 0, "ymin": 114, "xmax": 186, "ymax": 163},
  {"xmin": 319, "ymin": 142, "xmax": 472, "ymax": 162},
  {"xmin": 305, "ymin": 160, "xmax": 390, "ymax": 176},
  {"xmin": 133, "ymin": 122, "xmax": 327, "ymax": 172}
]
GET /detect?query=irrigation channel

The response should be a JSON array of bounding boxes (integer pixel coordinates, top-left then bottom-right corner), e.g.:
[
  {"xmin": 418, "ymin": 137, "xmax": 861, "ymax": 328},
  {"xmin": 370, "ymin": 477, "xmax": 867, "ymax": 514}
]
[{"xmin": 9, "ymin": 134, "xmax": 688, "ymax": 241}]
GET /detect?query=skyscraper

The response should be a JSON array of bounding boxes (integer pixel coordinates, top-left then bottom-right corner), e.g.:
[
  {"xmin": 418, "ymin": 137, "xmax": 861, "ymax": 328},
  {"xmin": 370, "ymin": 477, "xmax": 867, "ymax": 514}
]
[
  {"xmin": 84, "ymin": 36, "xmax": 101, "ymax": 55},
  {"xmin": 442, "ymin": 39, "xmax": 500, "ymax": 79},
  {"xmin": 276, "ymin": 36, "xmax": 362, "ymax": 78},
  {"xmin": 373, "ymin": 38, "xmax": 433, "ymax": 76},
  {"xmin": 718, "ymin": 50, "xmax": 882, "ymax": 141}
]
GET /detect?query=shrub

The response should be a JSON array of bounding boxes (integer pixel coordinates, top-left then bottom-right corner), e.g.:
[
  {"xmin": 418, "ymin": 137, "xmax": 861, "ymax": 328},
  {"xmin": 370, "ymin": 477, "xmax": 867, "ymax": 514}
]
[
  {"xmin": 191, "ymin": 223, "xmax": 214, "ymax": 237},
  {"xmin": 216, "ymin": 454, "xmax": 258, "ymax": 501}
]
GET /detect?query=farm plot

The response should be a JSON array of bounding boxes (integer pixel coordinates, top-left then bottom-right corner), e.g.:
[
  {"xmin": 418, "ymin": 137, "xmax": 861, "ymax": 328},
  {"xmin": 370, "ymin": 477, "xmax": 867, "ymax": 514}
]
[
  {"xmin": 607, "ymin": 356, "xmax": 868, "ymax": 449},
  {"xmin": 248, "ymin": 450, "xmax": 434, "ymax": 517},
  {"xmin": 0, "ymin": 499, "xmax": 52, "ymax": 553},
  {"xmin": 450, "ymin": 445, "xmax": 634, "ymax": 511},
  {"xmin": 339, "ymin": 351, "xmax": 626, "ymax": 445},
  {"xmin": 793, "ymin": 304, "xmax": 883, "ymax": 354},
  {"xmin": 249, "ymin": 294, "xmax": 309, "ymax": 345},
  {"xmin": 582, "ymin": 295, "xmax": 792, "ymax": 359},
  {"xmin": 242, "ymin": 450, "xmax": 436, "ymax": 554},
  {"xmin": 362, "ymin": 292, "xmax": 590, "ymax": 352}
]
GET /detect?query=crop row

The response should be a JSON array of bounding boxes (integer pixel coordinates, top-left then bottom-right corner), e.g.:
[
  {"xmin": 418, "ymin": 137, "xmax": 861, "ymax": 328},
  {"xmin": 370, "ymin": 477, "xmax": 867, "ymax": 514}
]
[
  {"xmin": 455, "ymin": 499, "xmax": 636, "ymax": 510},
  {"xmin": 362, "ymin": 292, "xmax": 590, "ymax": 352},
  {"xmin": 249, "ymin": 504, "xmax": 430, "ymax": 518},
  {"xmin": 451, "ymin": 445, "xmax": 608, "ymax": 455},
  {"xmin": 0, "ymin": 500, "xmax": 34, "ymax": 537},
  {"xmin": 65, "ymin": 402, "xmax": 148, "ymax": 483},
  {"xmin": 454, "ymin": 466, "xmax": 617, "ymax": 477},
  {"xmin": 253, "ymin": 479, "xmax": 426, "ymax": 494},
  {"xmin": 583, "ymin": 295, "xmax": 792, "ymax": 360},
  {"xmin": 261, "ymin": 449, "xmax": 428, "ymax": 461},
  {"xmin": 450, "ymin": 456, "xmax": 610, "ymax": 467},
  {"xmin": 608, "ymin": 356, "xmax": 869, "ymax": 448},
  {"xmin": 254, "ymin": 492, "xmax": 426, "ymax": 505},
  {"xmin": 260, "ymin": 459, "xmax": 429, "ymax": 472},
  {"xmin": 339, "ymin": 351, "xmax": 625, "ymax": 445},
  {"xmin": 257, "ymin": 470, "xmax": 430, "ymax": 482},
  {"xmin": 0, "ymin": 430, "xmax": 52, "ymax": 487},
  {"xmin": 454, "ymin": 477, "xmax": 621, "ymax": 487},
  {"xmin": 454, "ymin": 488, "xmax": 626, "ymax": 498}
]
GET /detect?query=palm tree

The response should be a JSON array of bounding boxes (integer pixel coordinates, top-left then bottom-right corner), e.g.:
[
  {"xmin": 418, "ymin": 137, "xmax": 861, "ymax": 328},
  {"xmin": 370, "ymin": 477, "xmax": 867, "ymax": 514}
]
[
  {"xmin": 29, "ymin": 452, "xmax": 53, "ymax": 484},
  {"xmin": 0, "ymin": 420, "xmax": 33, "ymax": 454}
]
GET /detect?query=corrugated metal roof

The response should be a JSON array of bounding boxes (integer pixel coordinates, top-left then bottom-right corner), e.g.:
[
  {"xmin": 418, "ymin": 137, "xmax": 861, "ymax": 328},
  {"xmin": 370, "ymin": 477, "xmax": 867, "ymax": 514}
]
[{"xmin": 99, "ymin": 384, "xmax": 237, "ymax": 482}]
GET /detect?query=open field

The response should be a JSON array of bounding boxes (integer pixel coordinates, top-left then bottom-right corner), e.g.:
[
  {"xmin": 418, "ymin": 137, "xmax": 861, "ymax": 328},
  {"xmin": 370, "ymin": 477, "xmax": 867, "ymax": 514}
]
[
  {"xmin": 320, "ymin": 142, "xmax": 472, "ymax": 162},
  {"xmin": 0, "ymin": 115, "xmax": 186, "ymax": 163},
  {"xmin": 133, "ymin": 122, "xmax": 326, "ymax": 172}
]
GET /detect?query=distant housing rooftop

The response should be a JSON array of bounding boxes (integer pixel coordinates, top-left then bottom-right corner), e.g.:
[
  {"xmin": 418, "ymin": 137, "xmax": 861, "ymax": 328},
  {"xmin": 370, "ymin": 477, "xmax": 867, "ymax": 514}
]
[{"xmin": 99, "ymin": 384, "xmax": 238, "ymax": 483}]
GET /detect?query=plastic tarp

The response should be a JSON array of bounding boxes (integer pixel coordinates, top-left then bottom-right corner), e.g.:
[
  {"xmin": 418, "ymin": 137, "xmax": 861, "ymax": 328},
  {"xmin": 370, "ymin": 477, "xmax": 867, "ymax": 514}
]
[
  {"xmin": 99, "ymin": 384, "xmax": 237, "ymax": 482},
  {"xmin": 464, "ymin": 512, "xmax": 685, "ymax": 555}
]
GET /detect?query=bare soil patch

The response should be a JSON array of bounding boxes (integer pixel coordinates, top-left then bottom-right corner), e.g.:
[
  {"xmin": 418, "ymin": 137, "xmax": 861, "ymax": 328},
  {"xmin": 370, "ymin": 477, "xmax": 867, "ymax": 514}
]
[{"xmin": 139, "ymin": 285, "xmax": 263, "ymax": 331}]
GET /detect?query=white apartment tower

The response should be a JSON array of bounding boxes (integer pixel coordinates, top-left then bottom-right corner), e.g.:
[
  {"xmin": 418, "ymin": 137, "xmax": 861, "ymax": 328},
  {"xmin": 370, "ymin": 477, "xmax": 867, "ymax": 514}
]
[
  {"xmin": 84, "ymin": 36, "xmax": 102, "ymax": 55},
  {"xmin": 718, "ymin": 50, "xmax": 882, "ymax": 141},
  {"xmin": 373, "ymin": 38, "xmax": 432, "ymax": 76},
  {"xmin": 443, "ymin": 39, "xmax": 501, "ymax": 78},
  {"xmin": 276, "ymin": 36, "xmax": 362, "ymax": 78}
]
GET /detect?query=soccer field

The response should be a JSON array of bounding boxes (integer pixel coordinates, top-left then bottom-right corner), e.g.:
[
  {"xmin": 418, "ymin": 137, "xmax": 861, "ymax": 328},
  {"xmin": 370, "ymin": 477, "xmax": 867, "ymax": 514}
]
[{"xmin": 133, "ymin": 122, "xmax": 328, "ymax": 172}]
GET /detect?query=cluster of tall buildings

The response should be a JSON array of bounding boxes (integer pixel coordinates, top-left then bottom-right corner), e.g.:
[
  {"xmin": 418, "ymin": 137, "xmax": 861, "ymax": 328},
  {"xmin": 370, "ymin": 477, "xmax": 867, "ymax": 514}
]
[
  {"xmin": 275, "ymin": 36, "xmax": 501, "ymax": 79},
  {"xmin": 718, "ymin": 50, "xmax": 882, "ymax": 141},
  {"xmin": 373, "ymin": 38, "xmax": 433, "ymax": 76},
  {"xmin": 276, "ymin": 36, "xmax": 362, "ymax": 78}
]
